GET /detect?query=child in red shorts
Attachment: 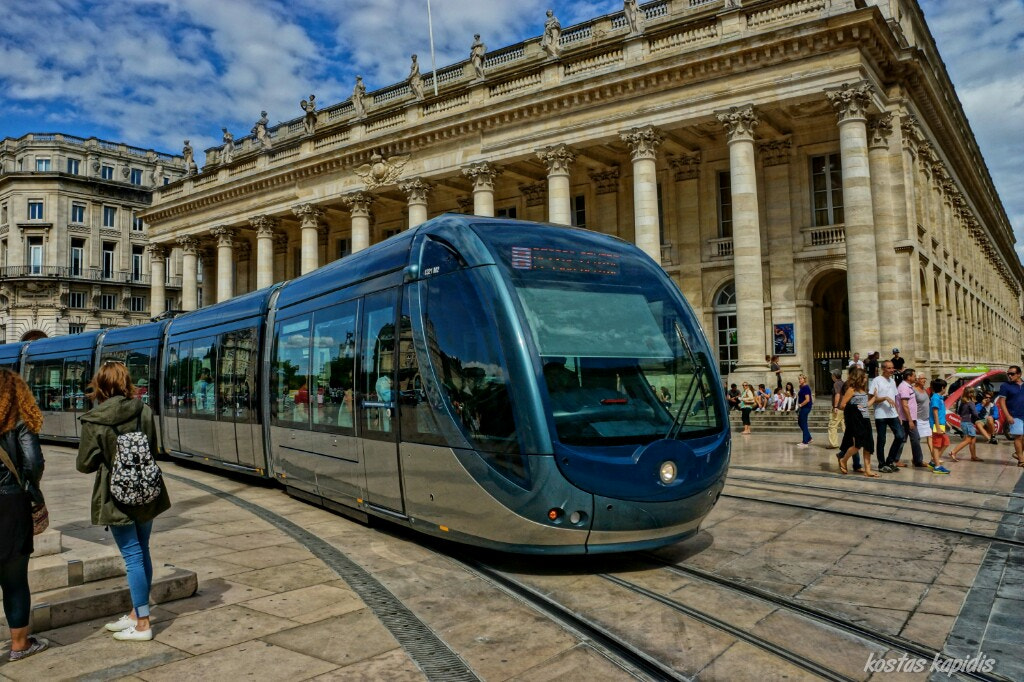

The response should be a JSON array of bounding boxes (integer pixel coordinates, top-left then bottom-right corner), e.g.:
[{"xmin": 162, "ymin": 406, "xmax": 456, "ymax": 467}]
[{"xmin": 929, "ymin": 378, "xmax": 951, "ymax": 474}]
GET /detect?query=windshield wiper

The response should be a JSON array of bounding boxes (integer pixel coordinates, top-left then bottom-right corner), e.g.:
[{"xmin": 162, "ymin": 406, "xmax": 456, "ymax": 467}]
[{"xmin": 665, "ymin": 321, "xmax": 712, "ymax": 440}]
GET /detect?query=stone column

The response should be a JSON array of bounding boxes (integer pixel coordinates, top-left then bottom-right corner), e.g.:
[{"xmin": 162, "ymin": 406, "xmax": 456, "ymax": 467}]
[
  {"xmin": 177, "ymin": 236, "xmax": 200, "ymax": 312},
  {"xmin": 827, "ymin": 81, "xmax": 880, "ymax": 355},
  {"xmin": 148, "ymin": 244, "xmax": 167, "ymax": 317},
  {"xmin": 211, "ymin": 226, "xmax": 235, "ymax": 303},
  {"xmin": 462, "ymin": 162, "xmax": 501, "ymax": 217},
  {"xmin": 667, "ymin": 154, "xmax": 701, "ymax": 308},
  {"xmin": 292, "ymin": 203, "xmax": 324, "ymax": 275},
  {"xmin": 716, "ymin": 106, "xmax": 768, "ymax": 376},
  {"xmin": 250, "ymin": 215, "xmax": 278, "ymax": 290},
  {"xmin": 537, "ymin": 144, "xmax": 576, "ymax": 225},
  {"xmin": 620, "ymin": 126, "xmax": 664, "ymax": 263},
  {"xmin": 343, "ymin": 192, "xmax": 374, "ymax": 254},
  {"xmin": 400, "ymin": 178, "xmax": 433, "ymax": 229},
  {"xmin": 867, "ymin": 113, "xmax": 905, "ymax": 354},
  {"xmin": 588, "ymin": 167, "xmax": 620, "ymax": 235}
]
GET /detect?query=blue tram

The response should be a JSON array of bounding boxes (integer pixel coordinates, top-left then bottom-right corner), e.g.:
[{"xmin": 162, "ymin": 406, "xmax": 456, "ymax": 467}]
[{"xmin": 5, "ymin": 215, "xmax": 729, "ymax": 553}]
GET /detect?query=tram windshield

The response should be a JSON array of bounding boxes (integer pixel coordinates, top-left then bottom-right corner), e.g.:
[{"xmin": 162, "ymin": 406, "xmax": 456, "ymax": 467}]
[{"xmin": 477, "ymin": 226, "xmax": 723, "ymax": 446}]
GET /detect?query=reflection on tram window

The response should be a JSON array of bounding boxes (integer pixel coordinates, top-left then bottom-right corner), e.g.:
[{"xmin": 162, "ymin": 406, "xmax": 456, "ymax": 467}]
[
  {"xmin": 27, "ymin": 358, "xmax": 62, "ymax": 412},
  {"xmin": 312, "ymin": 303, "xmax": 356, "ymax": 433},
  {"xmin": 361, "ymin": 292, "xmax": 396, "ymax": 437},
  {"xmin": 272, "ymin": 316, "xmax": 311, "ymax": 428},
  {"xmin": 127, "ymin": 350, "xmax": 153, "ymax": 403},
  {"xmin": 217, "ymin": 334, "xmax": 236, "ymax": 420},
  {"xmin": 190, "ymin": 338, "xmax": 217, "ymax": 418},
  {"xmin": 64, "ymin": 356, "xmax": 91, "ymax": 412},
  {"xmin": 397, "ymin": 293, "xmax": 446, "ymax": 446},
  {"xmin": 227, "ymin": 328, "xmax": 257, "ymax": 423},
  {"xmin": 423, "ymin": 270, "xmax": 519, "ymax": 454}
]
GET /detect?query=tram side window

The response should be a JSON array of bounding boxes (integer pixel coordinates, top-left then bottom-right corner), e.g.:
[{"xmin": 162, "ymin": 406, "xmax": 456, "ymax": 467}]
[
  {"xmin": 398, "ymin": 291, "xmax": 445, "ymax": 446},
  {"xmin": 359, "ymin": 292, "xmax": 396, "ymax": 440},
  {"xmin": 217, "ymin": 334, "xmax": 236, "ymax": 422},
  {"xmin": 27, "ymin": 359, "xmax": 63, "ymax": 411},
  {"xmin": 126, "ymin": 349, "xmax": 154, "ymax": 404},
  {"xmin": 174, "ymin": 343, "xmax": 192, "ymax": 414},
  {"xmin": 189, "ymin": 338, "xmax": 217, "ymax": 419},
  {"xmin": 165, "ymin": 344, "xmax": 180, "ymax": 411},
  {"xmin": 272, "ymin": 316, "xmax": 311, "ymax": 428},
  {"xmin": 422, "ymin": 270, "xmax": 519, "ymax": 454},
  {"xmin": 227, "ymin": 328, "xmax": 257, "ymax": 424},
  {"xmin": 311, "ymin": 303, "xmax": 357, "ymax": 433},
  {"xmin": 64, "ymin": 356, "xmax": 92, "ymax": 411}
]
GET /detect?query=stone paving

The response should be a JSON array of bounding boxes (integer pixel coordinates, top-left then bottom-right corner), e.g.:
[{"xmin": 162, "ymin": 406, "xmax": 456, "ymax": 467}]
[{"xmin": 0, "ymin": 430, "xmax": 1020, "ymax": 680}]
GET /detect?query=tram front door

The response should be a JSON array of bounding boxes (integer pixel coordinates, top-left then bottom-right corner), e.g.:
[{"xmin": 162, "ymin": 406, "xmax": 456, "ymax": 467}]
[{"xmin": 358, "ymin": 290, "xmax": 404, "ymax": 513}]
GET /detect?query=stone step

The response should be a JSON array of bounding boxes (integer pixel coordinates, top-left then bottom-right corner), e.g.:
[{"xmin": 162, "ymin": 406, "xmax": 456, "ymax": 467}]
[
  {"xmin": 28, "ymin": 550, "xmax": 126, "ymax": 593},
  {"xmin": 32, "ymin": 529, "xmax": 64, "ymax": 557},
  {"xmin": 0, "ymin": 565, "xmax": 198, "ymax": 639}
]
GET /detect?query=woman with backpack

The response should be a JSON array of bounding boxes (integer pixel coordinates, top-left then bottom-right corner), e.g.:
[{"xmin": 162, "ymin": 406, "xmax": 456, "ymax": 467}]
[
  {"xmin": 77, "ymin": 360, "xmax": 170, "ymax": 642},
  {"xmin": 0, "ymin": 370, "xmax": 49, "ymax": 661}
]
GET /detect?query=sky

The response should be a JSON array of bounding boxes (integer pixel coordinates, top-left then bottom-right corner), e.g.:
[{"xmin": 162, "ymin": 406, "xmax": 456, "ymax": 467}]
[{"xmin": 1, "ymin": 0, "xmax": 1021, "ymax": 261}]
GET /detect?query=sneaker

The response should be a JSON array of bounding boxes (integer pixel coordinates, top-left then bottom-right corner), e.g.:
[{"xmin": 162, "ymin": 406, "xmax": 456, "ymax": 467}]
[
  {"xmin": 105, "ymin": 614, "xmax": 135, "ymax": 632},
  {"xmin": 112, "ymin": 625, "xmax": 154, "ymax": 641},
  {"xmin": 888, "ymin": 465, "xmax": 900, "ymax": 473},
  {"xmin": 932, "ymin": 465, "xmax": 951, "ymax": 475},
  {"xmin": 9, "ymin": 636, "xmax": 49, "ymax": 661},
  {"xmin": 928, "ymin": 461, "xmax": 936, "ymax": 469},
  {"xmin": 797, "ymin": 443, "xmax": 808, "ymax": 448},
  {"xmin": 879, "ymin": 465, "xmax": 894, "ymax": 473},
  {"xmin": 989, "ymin": 438, "xmax": 998, "ymax": 445}
]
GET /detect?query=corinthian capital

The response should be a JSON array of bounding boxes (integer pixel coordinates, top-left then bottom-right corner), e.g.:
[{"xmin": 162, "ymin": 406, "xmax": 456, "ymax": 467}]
[
  {"xmin": 868, "ymin": 113, "xmax": 894, "ymax": 149},
  {"xmin": 291, "ymin": 203, "xmax": 324, "ymax": 227},
  {"xmin": 826, "ymin": 81, "xmax": 875, "ymax": 123},
  {"xmin": 342, "ymin": 191, "xmax": 375, "ymax": 217},
  {"xmin": 147, "ymin": 243, "xmax": 168, "ymax": 260},
  {"xmin": 536, "ymin": 144, "xmax": 576, "ymax": 175},
  {"xmin": 462, "ymin": 161, "xmax": 502, "ymax": 190},
  {"xmin": 249, "ymin": 214, "xmax": 278, "ymax": 238},
  {"xmin": 619, "ymin": 125, "xmax": 664, "ymax": 161},
  {"xmin": 176, "ymin": 235, "xmax": 200, "ymax": 256},
  {"xmin": 211, "ymin": 225, "xmax": 236, "ymax": 247},
  {"xmin": 399, "ymin": 178, "xmax": 434, "ymax": 204},
  {"xmin": 716, "ymin": 106, "xmax": 759, "ymax": 143}
]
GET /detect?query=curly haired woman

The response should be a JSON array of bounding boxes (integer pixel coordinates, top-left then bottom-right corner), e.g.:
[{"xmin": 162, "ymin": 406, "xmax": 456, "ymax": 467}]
[{"xmin": 0, "ymin": 369, "xmax": 49, "ymax": 661}]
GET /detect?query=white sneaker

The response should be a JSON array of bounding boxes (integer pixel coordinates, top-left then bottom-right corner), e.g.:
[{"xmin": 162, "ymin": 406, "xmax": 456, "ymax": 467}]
[
  {"xmin": 113, "ymin": 625, "xmax": 154, "ymax": 641},
  {"xmin": 105, "ymin": 614, "xmax": 135, "ymax": 632}
]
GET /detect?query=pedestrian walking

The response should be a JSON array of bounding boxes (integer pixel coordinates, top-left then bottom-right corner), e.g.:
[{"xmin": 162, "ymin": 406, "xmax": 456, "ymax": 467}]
[
  {"xmin": 913, "ymin": 372, "xmax": 933, "ymax": 466},
  {"xmin": 838, "ymin": 367, "xmax": 879, "ymax": 477},
  {"xmin": 827, "ymin": 369, "xmax": 845, "ymax": 448},
  {"xmin": 928, "ymin": 378, "xmax": 951, "ymax": 474},
  {"xmin": 797, "ymin": 374, "xmax": 813, "ymax": 446},
  {"xmin": 949, "ymin": 387, "xmax": 982, "ymax": 462},
  {"xmin": 77, "ymin": 360, "xmax": 171, "ymax": 642},
  {"xmin": 0, "ymin": 370, "xmax": 49, "ymax": 661},
  {"xmin": 871, "ymin": 360, "xmax": 905, "ymax": 473},
  {"xmin": 896, "ymin": 369, "xmax": 926, "ymax": 467},
  {"xmin": 996, "ymin": 365, "xmax": 1024, "ymax": 467},
  {"xmin": 739, "ymin": 382, "xmax": 756, "ymax": 435}
]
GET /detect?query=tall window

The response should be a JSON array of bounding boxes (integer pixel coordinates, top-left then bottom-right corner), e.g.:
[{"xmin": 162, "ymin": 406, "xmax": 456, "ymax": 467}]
[
  {"xmin": 129, "ymin": 296, "xmax": 145, "ymax": 312},
  {"xmin": 129, "ymin": 168, "xmax": 143, "ymax": 185},
  {"xmin": 132, "ymin": 214, "xmax": 144, "ymax": 231},
  {"xmin": 101, "ymin": 165, "xmax": 114, "ymax": 180},
  {"xmin": 70, "ymin": 202, "xmax": 85, "ymax": 223},
  {"xmin": 571, "ymin": 194, "xmax": 586, "ymax": 228},
  {"xmin": 69, "ymin": 292, "xmax": 86, "ymax": 308},
  {"xmin": 713, "ymin": 282, "xmax": 738, "ymax": 377},
  {"xmin": 102, "ymin": 206, "xmax": 117, "ymax": 227},
  {"xmin": 102, "ymin": 242, "xmax": 115, "ymax": 279},
  {"xmin": 68, "ymin": 323, "xmax": 85, "ymax": 335},
  {"xmin": 70, "ymin": 238, "xmax": 85, "ymax": 276},
  {"xmin": 67, "ymin": 158, "xmax": 80, "ymax": 175},
  {"xmin": 100, "ymin": 294, "xmax": 116, "ymax": 310},
  {"xmin": 35, "ymin": 158, "xmax": 51, "ymax": 172},
  {"xmin": 28, "ymin": 200, "xmax": 44, "ymax": 220},
  {"xmin": 1, "ymin": 203, "xmax": 7, "ymax": 224},
  {"xmin": 717, "ymin": 171, "xmax": 732, "ymax": 238},
  {"xmin": 131, "ymin": 245, "xmax": 144, "ymax": 281},
  {"xmin": 28, "ymin": 237, "xmax": 43, "ymax": 274},
  {"xmin": 811, "ymin": 153, "xmax": 844, "ymax": 226},
  {"xmin": 335, "ymin": 238, "xmax": 350, "ymax": 261}
]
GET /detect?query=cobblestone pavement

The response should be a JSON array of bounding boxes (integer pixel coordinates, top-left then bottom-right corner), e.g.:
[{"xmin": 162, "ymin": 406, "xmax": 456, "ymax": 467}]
[{"xmin": 0, "ymin": 430, "xmax": 1020, "ymax": 680}]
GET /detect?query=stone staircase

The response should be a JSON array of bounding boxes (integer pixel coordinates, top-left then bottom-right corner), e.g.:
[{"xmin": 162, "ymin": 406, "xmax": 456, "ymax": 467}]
[
  {"xmin": 1, "ymin": 528, "xmax": 197, "ymax": 638},
  {"xmin": 727, "ymin": 405, "xmax": 832, "ymax": 433}
]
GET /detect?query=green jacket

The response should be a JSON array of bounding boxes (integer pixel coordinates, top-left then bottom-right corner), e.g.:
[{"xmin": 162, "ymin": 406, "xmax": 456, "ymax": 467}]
[{"xmin": 76, "ymin": 396, "xmax": 171, "ymax": 526}]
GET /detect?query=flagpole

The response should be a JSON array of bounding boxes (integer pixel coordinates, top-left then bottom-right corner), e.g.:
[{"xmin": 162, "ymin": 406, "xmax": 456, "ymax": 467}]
[{"xmin": 427, "ymin": 0, "xmax": 439, "ymax": 96}]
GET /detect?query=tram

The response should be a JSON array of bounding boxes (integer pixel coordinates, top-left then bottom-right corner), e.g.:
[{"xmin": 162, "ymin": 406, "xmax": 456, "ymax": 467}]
[{"xmin": 4, "ymin": 215, "xmax": 730, "ymax": 553}]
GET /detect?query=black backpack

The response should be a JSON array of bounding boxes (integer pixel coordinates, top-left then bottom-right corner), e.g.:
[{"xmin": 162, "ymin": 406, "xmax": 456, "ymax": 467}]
[{"xmin": 109, "ymin": 414, "xmax": 163, "ymax": 506}]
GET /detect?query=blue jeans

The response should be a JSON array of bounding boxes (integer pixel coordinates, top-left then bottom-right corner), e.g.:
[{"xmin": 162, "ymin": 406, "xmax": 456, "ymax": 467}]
[
  {"xmin": 110, "ymin": 521, "xmax": 154, "ymax": 618},
  {"xmin": 875, "ymin": 417, "xmax": 905, "ymax": 469},
  {"xmin": 798, "ymin": 405, "xmax": 812, "ymax": 444}
]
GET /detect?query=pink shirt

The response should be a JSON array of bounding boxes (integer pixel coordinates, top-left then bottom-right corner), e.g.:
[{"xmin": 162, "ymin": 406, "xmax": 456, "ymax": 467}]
[{"xmin": 897, "ymin": 381, "xmax": 916, "ymax": 421}]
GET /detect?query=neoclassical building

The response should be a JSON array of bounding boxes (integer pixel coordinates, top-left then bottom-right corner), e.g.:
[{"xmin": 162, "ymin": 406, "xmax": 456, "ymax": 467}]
[
  {"xmin": 0, "ymin": 134, "xmax": 186, "ymax": 341},
  {"xmin": 142, "ymin": 0, "xmax": 1024, "ymax": 388}
]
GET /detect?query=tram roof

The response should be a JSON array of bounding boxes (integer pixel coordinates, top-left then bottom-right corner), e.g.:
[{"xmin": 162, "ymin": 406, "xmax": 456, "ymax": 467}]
[
  {"xmin": 100, "ymin": 321, "xmax": 168, "ymax": 347},
  {"xmin": 167, "ymin": 285, "xmax": 280, "ymax": 338},
  {"xmin": 24, "ymin": 330, "xmax": 103, "ymax": 358},
  {"xmin": 0, "ymin": 342, "xmax": 26, "ymax": 363}
]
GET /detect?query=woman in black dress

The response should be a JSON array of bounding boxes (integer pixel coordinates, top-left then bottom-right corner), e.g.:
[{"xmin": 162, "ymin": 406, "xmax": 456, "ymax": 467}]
[{"xmin": 839, "ymin": 367, "xmax": 879, "ymax": 477}]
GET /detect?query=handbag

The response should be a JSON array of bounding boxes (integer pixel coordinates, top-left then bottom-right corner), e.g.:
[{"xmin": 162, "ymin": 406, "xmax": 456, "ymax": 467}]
[{"xmin": 0, "ymin": 442, "xmax": 49, "ymax": 536}]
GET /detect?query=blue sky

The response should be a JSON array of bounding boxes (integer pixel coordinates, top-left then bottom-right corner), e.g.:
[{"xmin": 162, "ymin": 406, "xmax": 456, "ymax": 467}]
[{"xmin": 1, "ymin": 0, "xmax": 1021, "ymax": 260}]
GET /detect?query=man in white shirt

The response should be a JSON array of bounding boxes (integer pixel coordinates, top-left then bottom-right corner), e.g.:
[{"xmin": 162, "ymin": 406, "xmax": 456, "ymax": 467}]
[
  {"xmin": 870, "ymin": 360, "xmax": 904, "ymax": 473},
  {"xmin": 848, "ymin": 352, "xmax": 865, "ymax": 370}
]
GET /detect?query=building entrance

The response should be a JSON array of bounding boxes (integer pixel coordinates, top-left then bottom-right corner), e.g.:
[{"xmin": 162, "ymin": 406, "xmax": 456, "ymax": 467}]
[{"xmin": 810, "ymin": 270, "xmax": 849, "ymax": 394}]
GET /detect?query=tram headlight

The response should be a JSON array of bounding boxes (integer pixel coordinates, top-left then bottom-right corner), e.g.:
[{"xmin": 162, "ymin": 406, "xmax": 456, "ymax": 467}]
[{"xmin": 659, "ymin": 461, "xmax": 677, "ymax": 484}]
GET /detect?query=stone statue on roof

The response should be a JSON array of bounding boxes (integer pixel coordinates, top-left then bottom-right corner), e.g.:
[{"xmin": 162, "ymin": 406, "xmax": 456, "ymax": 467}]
[
  {"xmin": 182, "ymin": 139, "xmax": 197, "ymax": 175},
  {"xmin": 352, "ymin": 76, "xmax": 366, "ymax": 119},
  {"xmin": 220, "ymin": 128, "xmax": 234, "ymax": 164},
  {"xmin": 541, "ymin": 10, "xmax": 561, "ymax": 57},
  {"xmin": 301, "ymin": 94, "xmax": 318, "ymax": 135},
  {"xmin": 408, "ymin": 54, "xmax": 424, "ymax": 101},
  {"xmin": 151, "ymin": 161, "xmax": 165, "ymax": 188},
  {"xmin": 470, "ymin": 34, "xmax": 486, "ymax": 80},
  {"xmin": 252, "ymin": 111, "xmax": 273, "ymax": 150},
  {"xmin": 624, "ymin": 0, "xmax": 645, "ymax": 35}
]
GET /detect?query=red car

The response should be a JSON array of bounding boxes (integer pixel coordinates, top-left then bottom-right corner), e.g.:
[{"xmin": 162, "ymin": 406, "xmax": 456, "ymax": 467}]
[{"xmin": 944, "ymin": 369, "xmax": 1009, "ymax": 436}]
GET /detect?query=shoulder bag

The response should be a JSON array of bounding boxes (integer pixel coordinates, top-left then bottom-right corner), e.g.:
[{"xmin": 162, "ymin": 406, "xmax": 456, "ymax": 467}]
[{"xmin": 0, "ymin": 443, "xmax": 49, "ymax": 535}]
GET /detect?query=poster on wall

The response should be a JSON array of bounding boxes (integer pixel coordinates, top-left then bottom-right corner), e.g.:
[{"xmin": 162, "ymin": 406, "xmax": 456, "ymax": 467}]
[{"xmin": 773, "ymin": 323, "xmax": 795, "ymax": 356}]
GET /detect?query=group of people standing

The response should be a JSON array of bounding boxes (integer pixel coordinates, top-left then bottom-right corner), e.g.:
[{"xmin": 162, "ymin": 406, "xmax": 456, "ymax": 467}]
[{"xmin": 0, "ymin": 362, "xmax": 169, "ymax": 662}]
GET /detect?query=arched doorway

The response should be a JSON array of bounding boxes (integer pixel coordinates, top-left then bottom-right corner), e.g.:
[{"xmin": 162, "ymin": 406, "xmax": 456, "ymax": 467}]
[
  {"xmin": 20, "ymin": 330, "xmax": 47, "ymax": 342},
  {"xmin": 810, "ymin": 270, "xmax": 849, "ymax": 392},
  {"xmin": 712, "ymin": 282, "xmax": 737, "ymax": 378}
]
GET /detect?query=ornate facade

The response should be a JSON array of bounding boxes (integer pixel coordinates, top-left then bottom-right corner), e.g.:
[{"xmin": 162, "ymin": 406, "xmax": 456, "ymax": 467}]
[
  {"xmin": 142, "ymin": 0, "xmax": 1024, "ymax": 387},
  {"xmin": 0, "ymin": 134, "xmax": 186, "ymax": 341}
]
